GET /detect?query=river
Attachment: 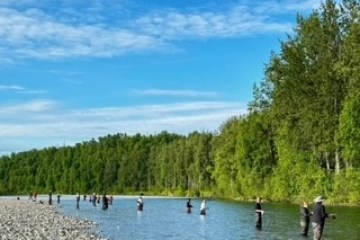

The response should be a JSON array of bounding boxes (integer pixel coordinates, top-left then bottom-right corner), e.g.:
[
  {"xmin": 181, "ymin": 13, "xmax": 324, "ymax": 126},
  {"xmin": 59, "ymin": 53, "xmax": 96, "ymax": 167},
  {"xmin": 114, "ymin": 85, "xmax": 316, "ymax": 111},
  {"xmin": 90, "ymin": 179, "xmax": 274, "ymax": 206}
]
[{"xmin": 58, "ymin": 196, "xmax": 360, "ymax": 240}]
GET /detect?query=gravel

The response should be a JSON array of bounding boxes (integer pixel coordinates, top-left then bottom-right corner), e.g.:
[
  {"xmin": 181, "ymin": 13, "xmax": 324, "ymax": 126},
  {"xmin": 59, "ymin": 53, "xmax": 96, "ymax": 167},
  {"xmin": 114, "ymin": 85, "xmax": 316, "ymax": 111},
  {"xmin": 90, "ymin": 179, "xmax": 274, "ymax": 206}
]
[{"xmin": 0, "ymin": 199, "xmax": 106, "ymax": 240}]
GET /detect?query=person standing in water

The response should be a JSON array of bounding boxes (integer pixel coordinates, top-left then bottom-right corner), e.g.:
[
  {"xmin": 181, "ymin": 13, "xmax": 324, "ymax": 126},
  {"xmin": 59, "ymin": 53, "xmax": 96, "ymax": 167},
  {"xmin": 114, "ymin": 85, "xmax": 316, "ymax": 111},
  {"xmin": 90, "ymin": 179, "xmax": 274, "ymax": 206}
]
[
  {"xmin": 186, "ymin": 198, "xmax": 193, "ymax": 213},
  {"xmin": 109, "ymin": 195, "xmax": 114, "ymax": 205},
  {"xmin": 57, "ymin": 194, "xmax": 61, "ymax": 204},
  {"xmin": 137, "ymin": 193, "xmax": 144, "ymax": 211},
  {"xmin": 255, "ymin": 197, "xmax": 264, "ymax": 230},
  {"xmin": 102, "ymin": 193, "xmax": 109, "ymax": 210},
  {"xmin": 312, "ymin": 196, "xmax": 336, "ymax": 240},
  {"xmin": 48, "ymin": 192, "xmax": 53, "ymax": 205},
  {"xmin": 76, "ymin": 193, "xmax": 80, "ymax": 209},
  {"xmin": 97, "ymin": 194, "xmax": 101, "ymax": 204},
  {"xmin": 200, "ymin": 200, "xmax": 207, "ymax": 215},
  {"xmin": 300, "ymin": 201, "xmax": 311, "ymax": 236},
  {"xmin": 92, "ymin": 193, "xmax": 97, "ymax": 206}
]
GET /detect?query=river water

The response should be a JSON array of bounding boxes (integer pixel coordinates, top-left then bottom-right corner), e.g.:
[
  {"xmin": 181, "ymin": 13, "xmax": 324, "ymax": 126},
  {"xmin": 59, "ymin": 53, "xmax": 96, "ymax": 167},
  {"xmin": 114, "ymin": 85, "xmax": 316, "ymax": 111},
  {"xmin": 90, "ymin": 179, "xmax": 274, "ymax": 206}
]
[{"xmin": 58, "ymin": 196, "xmax": 360, "ymax": 240}]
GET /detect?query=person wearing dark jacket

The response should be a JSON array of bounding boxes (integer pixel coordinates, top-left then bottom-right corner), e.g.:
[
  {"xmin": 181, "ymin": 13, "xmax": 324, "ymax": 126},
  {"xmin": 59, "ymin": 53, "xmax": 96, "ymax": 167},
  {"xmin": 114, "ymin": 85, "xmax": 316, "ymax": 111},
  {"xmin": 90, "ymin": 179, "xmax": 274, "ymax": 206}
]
[
  {"xmin": 48, "ymin": 192, "xmax": 52, "ymax": 205},
  {"xmin": 92, "ymin": 193, "xmax": 97, "ymax": 206},
  {"xmin": 57, "ymin": 194, "xmax": 61, "ymax": 204},
  {"xmin": 137, "ymin": 193, "xmax": 144, "ymax": 211},
  {"xmin": 255, "ymin": 197, "xmax": 264, "ymax": 230},
  {"xmin": 300, "ymin": 201, "xmax": 311, "ymax": 236},
  {"xmin": 186, "ymin": 198, "xmax": 193, "ymax": 213},
  {"xmin": 312, "ymin": 196, "xmax": 335, "ymax": 240},
  {"xmin": 76, "ymin": 193, "xmax": 80, "ymax": 209},
  {"xmin": 102, "ymin": 193, "xmax": 109, "ymax": 210}
]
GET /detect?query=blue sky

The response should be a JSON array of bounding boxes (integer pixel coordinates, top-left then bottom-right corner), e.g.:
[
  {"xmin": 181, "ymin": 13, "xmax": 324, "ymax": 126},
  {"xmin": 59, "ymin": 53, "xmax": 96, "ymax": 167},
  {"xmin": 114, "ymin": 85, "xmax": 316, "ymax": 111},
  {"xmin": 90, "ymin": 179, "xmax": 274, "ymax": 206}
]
[{"xmin": 0, "ymin": 0, "xmax": 323, "ymax": 155}]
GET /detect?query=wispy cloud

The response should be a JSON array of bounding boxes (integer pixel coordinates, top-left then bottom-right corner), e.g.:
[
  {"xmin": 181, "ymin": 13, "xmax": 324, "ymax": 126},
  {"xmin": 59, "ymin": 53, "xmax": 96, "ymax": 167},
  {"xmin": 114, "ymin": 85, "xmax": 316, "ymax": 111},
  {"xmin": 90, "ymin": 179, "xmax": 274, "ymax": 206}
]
[
  {"xmin": 134, "ymin": 6, "xmax": 292, "ymax": 40},
  {"xmin": 0, "ymin": 100, "xmax": 246, "ymax": 153},
  {"xmin": 0, "ymin": 1, "xmax": 322, "ymax": 62},
  {"xmin": 0, "ymin": 84, "xmax": 46, "ymax": 94},
  {"xmin": 0, "ymin": 0, "xmax": 34, "ymax": 6},
  {"xmin": 252, "ymin": 0, "xmax": 321, "ymax": 15},
  {"xmin": 0, "ymin": 85, "xmax": 25, "ymax": 91},
  {"xmin": 0, "ymin": 99, "xmax": 58, "ymax": 116},
  {"xmin": 132, "ymin": 89, "xmax": 220, "ymax": 98},
  {"xmin": 0, "ymin": 8, "xmax": 162, "ymax": 60}
]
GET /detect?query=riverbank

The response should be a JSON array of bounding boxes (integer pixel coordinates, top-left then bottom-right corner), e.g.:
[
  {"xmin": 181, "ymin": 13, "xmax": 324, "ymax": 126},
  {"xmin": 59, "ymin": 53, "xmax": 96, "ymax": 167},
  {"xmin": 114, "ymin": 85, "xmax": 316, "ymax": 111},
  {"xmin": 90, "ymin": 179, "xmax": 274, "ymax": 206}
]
[{"xmin": 0, "ymin": 199, "xmax": 106, "ymax": 240}]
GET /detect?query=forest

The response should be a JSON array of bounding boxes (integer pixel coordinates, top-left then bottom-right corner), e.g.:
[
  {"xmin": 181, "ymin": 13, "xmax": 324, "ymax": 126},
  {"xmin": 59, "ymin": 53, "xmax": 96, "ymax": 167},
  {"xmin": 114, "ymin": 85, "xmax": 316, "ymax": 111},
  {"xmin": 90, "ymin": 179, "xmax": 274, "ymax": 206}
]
[{"xmin": 1, "ymin": 0, "xmax": 360, "ymax": 204}]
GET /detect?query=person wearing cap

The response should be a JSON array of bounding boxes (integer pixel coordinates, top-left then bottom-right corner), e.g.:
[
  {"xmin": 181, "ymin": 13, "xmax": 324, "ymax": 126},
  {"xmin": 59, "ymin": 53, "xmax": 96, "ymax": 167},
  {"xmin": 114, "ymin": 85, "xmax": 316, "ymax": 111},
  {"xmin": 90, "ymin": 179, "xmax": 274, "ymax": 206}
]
[{"xmin": 312, "ymin": 196, "xmax": 335, "ymax": 240}]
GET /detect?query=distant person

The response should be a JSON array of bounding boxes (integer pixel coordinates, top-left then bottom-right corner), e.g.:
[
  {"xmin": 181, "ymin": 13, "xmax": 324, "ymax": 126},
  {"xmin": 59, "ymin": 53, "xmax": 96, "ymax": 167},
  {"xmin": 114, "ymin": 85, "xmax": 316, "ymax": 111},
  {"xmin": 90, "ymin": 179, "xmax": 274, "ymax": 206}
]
[
  {"xmin": 255, "ymin": 197, "xmax": 264, "ymax": 230},
  {"xmin": 92, "ymin": 193, "xmax": 97, "ymax": 206},
  {"xmin": 83, "ymin": 194, "xmax": 87, "ymax": 201},
  {"xmin": 300, "ymin": 201, "xmax": 311, "ymax": 236},
  {"xmin": 200, "ymin": 200, "xmax": 207, "ymax": 215},
  {"xmin": 97, "ymin": 194, "xmax": 101, "ymax": 204},
  {"xmin": 48, "ymin": 192, "xmax": 53, "ymax": 205},
  {"xmin": 76, "ymin": 193, "xmax": 81, "ymax": 209},
  {"xmin": 57, "ymin": 194, "xmax": 61, "ymax": 204},
  {"xmin": 109, "ymin": 195, "xmax": 114, "ymax": 205},
  {"xmin": 312, "ymin": 196, "xmax": 336, "ymax": 240},
  {"xmin": 102, "ymin": 193, "xmax": 109, "ymax": 210},
  {"xmin": 186, "ymin": 198, "xmax": 193, "ymax": 213},
  {"xmin": 137, "ymin": 193, "xmax": 144, "ymax": 211}
]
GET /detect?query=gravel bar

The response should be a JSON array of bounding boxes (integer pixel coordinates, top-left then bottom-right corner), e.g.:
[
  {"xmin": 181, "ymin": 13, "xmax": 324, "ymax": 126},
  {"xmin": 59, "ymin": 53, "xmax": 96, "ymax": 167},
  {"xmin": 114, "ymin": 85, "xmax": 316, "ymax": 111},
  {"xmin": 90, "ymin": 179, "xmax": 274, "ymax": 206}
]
[{"xmin": 0, "ymin": 200, "xmax": 106, "ymax": 240}]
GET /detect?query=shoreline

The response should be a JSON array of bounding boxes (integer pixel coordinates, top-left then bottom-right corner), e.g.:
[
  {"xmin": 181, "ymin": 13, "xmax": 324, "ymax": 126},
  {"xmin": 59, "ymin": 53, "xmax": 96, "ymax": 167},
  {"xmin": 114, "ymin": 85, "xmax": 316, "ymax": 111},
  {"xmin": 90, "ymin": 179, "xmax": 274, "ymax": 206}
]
[
  {"xmin": 0, "ymin": 199, "xmax": 106, "ymax": 240},
  {"xmin": 0, "ymin": 194, "xmax": 190, "ymax": 201},
  {"xmin": 1, "ymin": 194, "xmax": 358, "ymax": 207}
]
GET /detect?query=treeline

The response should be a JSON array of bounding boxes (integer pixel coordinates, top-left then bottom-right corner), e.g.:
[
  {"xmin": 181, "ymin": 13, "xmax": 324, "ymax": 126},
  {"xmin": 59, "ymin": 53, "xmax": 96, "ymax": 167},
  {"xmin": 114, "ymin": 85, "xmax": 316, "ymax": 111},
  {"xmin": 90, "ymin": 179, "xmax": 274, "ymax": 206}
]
[
  {"xmin": 0, "ymin": 132, "xmax": 215, "ymax": 197},
  {"xmin": 1, "ymin": 0, "xmax": 360, "ymax": 204}
]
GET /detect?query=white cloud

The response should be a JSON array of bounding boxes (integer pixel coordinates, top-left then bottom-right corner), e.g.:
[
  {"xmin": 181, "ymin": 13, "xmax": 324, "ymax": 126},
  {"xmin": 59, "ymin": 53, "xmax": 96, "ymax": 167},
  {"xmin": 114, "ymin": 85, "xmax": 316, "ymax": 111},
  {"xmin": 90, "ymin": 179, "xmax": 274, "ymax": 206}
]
[
  {"xmin": 0, "ymin": 1, "xmax": 323, "ymax": 61},
  {"xmin": 0, "ymin": 100, "xmax": 247, "ymax": 153},
  {"xmin": 132, "ymin": 89, "xmax": 220, "ymax": 97}
]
